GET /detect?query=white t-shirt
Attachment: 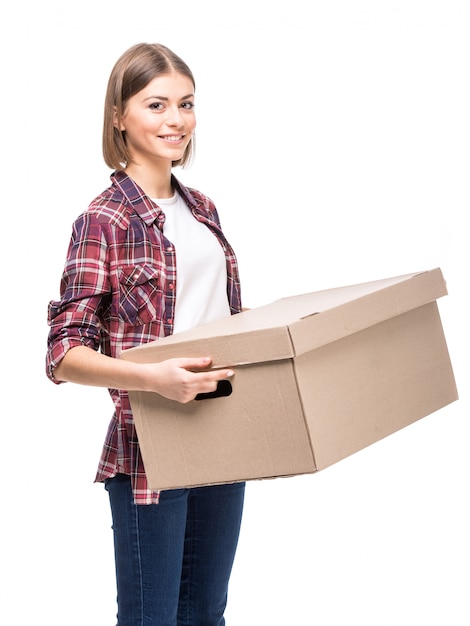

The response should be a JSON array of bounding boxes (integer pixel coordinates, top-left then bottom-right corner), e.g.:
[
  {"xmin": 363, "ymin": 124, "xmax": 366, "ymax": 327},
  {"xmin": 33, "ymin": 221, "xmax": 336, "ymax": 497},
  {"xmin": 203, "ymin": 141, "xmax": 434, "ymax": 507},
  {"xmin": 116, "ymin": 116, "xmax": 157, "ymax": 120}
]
[{"xmin": 153, "ymin": 192, "xmax": 231, "ymax": 334}]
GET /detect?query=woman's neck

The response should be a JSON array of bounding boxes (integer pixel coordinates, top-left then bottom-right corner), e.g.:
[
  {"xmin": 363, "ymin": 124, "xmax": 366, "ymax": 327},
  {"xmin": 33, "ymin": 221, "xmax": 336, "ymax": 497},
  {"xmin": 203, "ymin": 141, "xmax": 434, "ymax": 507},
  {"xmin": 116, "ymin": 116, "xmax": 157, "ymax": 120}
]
[{"xmin": 124, "ymin": 162, "xmax": 173, "ymax": 199}]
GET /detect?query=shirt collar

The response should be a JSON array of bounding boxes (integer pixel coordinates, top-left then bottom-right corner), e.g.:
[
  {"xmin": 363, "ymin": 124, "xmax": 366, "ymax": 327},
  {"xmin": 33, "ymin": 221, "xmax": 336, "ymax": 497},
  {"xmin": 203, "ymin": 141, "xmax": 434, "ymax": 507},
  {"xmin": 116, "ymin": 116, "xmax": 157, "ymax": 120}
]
[{"xmin": 111, "ymin": 170, "xmax": 200, "ymax": 226}]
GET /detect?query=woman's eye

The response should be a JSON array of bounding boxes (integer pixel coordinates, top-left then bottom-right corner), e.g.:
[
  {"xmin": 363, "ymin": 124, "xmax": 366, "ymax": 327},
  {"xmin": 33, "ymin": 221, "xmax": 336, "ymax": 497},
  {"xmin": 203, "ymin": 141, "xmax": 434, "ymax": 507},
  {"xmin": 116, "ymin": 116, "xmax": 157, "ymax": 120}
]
[
  {"xmin": 181, "ymin": 101, "xmax": 195, "ymax": 110},
  {"xmin": 149, "ymin": 102, "xmax": 164, "ymax": 111}
]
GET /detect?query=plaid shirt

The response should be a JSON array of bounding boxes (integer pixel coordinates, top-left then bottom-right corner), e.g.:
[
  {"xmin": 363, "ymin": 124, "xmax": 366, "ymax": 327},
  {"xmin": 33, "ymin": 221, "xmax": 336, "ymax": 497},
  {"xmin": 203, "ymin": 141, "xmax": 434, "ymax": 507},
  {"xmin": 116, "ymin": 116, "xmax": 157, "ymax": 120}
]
[{"xmin": 46, "ymin": 171, "xmax": 242, "ymax": 504}]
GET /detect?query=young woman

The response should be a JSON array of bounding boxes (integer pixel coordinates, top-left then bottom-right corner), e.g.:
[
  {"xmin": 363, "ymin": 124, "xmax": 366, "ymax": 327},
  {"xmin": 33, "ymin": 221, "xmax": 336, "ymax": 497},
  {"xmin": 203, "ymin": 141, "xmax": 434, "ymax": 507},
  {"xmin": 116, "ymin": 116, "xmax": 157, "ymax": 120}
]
[{"xmin": 46, "ymin": 42, "xmax": 245, "ymax": 625}]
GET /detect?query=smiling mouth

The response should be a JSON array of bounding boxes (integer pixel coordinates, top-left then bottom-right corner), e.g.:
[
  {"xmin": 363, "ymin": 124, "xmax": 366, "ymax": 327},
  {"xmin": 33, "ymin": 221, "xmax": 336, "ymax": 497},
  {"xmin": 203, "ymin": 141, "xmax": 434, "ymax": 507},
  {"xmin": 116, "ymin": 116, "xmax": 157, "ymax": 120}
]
[{"xmin": 159, "ymin": 134, "xmax": 185, "ymax": 142}]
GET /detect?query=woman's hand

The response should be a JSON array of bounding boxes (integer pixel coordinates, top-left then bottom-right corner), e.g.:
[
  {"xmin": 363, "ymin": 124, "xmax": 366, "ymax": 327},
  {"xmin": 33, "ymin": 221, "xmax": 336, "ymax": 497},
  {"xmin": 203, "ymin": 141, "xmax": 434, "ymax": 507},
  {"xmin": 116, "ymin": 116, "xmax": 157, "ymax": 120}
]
[{"xmin": 140, "ymin": 357, "xmax": 233, "ymax": 403}]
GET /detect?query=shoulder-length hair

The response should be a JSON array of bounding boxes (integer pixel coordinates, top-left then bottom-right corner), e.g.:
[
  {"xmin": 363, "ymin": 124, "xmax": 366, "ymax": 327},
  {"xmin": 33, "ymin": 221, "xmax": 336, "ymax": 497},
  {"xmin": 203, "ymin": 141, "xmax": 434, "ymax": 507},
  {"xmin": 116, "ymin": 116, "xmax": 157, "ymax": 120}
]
[{"xmin": 102, "ymin": 43, "xmax": 196, "ymax": 171}]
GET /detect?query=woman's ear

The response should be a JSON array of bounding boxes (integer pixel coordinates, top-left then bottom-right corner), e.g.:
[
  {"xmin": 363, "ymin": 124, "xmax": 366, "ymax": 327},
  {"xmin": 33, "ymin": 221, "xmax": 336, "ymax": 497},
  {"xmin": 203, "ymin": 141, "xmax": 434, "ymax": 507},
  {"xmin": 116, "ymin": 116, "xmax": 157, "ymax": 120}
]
[{"xmin": 113, "ymin": 106, "xmax": 125, "ymax": 131}]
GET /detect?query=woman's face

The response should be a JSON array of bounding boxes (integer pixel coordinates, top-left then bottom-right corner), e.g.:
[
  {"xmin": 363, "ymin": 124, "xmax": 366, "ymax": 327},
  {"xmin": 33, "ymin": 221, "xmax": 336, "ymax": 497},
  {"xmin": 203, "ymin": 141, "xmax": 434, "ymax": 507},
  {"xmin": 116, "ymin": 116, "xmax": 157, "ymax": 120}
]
[{"xmin": 117, "ymin": 71, "xmax": 196, "ymax": 167}]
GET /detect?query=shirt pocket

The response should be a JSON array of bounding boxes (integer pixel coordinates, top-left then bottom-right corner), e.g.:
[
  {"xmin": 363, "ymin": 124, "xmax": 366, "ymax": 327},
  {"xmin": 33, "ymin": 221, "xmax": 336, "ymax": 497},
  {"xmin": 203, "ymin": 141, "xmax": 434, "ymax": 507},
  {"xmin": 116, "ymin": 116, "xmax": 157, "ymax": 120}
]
[{"xmin": 117, "ymin": 264, "xmax": 162, "ymax": 326}]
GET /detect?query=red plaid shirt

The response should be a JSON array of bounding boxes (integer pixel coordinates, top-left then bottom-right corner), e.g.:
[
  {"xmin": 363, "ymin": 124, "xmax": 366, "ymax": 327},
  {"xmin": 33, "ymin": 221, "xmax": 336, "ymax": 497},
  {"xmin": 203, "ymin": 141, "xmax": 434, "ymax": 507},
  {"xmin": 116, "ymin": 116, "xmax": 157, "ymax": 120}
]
[{"xmin": 46, "ymin": 171, "xmax": 242, "ymax": 504}]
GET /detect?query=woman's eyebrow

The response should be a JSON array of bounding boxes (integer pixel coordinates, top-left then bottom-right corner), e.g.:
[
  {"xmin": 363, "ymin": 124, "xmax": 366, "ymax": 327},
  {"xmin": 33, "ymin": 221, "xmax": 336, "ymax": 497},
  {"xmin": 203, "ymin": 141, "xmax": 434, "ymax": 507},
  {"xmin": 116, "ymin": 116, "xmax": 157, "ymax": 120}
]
[{"xmin": 143, "ymin": 93, "xmax": 195, "ymax": 101}]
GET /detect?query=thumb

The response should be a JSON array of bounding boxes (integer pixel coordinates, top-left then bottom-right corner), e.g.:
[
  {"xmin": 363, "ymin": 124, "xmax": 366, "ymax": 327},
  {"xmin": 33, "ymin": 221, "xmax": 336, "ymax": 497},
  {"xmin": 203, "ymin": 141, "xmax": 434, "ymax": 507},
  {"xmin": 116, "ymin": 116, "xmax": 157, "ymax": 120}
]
[{"xmin": 174, "ymin": 356, "xmax": 213, "ymax": 372}]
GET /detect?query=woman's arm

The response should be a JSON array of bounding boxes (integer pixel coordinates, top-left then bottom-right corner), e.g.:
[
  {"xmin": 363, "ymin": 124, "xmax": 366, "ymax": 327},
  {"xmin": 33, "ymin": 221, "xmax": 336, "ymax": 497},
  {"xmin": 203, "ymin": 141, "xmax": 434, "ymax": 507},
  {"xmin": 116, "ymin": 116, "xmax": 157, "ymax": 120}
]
[{"xmin": 53, "ymin": 346, "xmax": 234, "ymax": 404}]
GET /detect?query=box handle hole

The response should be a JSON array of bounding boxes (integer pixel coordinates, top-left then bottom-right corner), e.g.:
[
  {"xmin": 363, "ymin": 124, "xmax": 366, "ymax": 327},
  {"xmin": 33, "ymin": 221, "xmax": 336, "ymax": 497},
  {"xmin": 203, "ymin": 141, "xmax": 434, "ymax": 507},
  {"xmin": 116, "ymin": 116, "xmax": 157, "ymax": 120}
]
[{"xmin": 195, "ymin": 379, "xmax": 233, "ymax": 401}]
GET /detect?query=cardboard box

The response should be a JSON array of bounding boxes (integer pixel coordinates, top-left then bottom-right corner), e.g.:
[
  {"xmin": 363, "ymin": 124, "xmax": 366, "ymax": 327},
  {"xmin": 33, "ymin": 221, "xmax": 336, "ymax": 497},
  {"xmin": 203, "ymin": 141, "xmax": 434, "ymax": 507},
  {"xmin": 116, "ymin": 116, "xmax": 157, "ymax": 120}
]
[{"xmin": 121, "ymin": 268, "xmax": 458, "ymax": 490}]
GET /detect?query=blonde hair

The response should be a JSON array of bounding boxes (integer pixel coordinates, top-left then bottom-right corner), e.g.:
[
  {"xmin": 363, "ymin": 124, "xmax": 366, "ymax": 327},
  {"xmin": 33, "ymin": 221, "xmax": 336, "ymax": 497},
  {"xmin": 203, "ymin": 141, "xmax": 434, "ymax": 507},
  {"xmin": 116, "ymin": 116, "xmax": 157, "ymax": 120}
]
[{"xmin": 102, "ymin": 43, "xmax": 196, "ymax": 170}]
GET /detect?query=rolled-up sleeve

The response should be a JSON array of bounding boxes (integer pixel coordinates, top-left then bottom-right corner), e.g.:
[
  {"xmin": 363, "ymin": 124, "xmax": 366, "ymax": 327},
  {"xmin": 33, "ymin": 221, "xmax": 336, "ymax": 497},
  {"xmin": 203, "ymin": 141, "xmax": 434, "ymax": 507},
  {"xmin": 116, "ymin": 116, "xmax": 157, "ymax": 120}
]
[{"xmin": 46, "ymin": 213, "xmax": 110, "ymax": 382}]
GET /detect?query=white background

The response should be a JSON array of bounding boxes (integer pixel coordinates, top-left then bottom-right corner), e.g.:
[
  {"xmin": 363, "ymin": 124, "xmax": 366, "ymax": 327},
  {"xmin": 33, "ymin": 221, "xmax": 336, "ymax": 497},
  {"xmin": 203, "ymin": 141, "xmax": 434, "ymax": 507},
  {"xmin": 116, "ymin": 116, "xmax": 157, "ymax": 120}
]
[{"xmin": 1, "ymin": 1, "xmax": 468, "ymax": 624}]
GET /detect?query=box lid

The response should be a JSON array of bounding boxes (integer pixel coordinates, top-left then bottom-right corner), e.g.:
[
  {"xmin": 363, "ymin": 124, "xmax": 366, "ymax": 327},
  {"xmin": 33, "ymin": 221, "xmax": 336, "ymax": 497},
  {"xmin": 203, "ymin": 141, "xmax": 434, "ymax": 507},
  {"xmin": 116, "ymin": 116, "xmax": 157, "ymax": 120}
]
[{"xmin": 121, "ymin": 268, "xmax": 447, "ymax": 367}]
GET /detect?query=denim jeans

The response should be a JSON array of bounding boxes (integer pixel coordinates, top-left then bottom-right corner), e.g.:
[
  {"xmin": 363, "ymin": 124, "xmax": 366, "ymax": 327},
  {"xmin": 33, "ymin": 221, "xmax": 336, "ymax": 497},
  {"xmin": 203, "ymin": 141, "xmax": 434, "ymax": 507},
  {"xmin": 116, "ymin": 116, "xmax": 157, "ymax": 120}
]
[{"xmin": 105, "ymin": 474, "xmax": 245, "ymax": 626}]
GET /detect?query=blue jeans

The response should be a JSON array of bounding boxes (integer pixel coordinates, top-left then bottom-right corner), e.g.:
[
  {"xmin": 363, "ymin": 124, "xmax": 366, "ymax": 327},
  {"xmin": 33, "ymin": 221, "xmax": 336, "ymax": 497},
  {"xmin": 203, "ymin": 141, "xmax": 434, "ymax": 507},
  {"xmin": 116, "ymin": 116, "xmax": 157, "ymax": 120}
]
[{"xmin": 105, "ymin": 474, "xmax": 245, "ymax": 626}]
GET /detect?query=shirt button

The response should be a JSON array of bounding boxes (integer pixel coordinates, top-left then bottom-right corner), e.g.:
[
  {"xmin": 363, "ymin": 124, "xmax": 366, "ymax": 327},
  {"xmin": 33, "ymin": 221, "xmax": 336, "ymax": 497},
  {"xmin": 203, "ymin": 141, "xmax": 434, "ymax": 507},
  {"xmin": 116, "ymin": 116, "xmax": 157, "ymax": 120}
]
[
  {"xmin": 167, "ymin": 318, "xmax": 173, "ymax": 324},
  {"xmin": 167, "ymin": 246, "xmax": 173, "ymax": 252},
  {"xmin": 168, "ymin": 283, "xmax": 175, "ymax": 290}
]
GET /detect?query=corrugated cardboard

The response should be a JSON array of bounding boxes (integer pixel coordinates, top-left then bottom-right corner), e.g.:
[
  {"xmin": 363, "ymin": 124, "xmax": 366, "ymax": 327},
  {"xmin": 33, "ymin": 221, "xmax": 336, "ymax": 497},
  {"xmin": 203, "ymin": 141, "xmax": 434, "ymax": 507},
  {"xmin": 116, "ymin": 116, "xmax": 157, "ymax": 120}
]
[{"xmin": 121, "ymin": 268, "xmax": 458, "ymax": 490}]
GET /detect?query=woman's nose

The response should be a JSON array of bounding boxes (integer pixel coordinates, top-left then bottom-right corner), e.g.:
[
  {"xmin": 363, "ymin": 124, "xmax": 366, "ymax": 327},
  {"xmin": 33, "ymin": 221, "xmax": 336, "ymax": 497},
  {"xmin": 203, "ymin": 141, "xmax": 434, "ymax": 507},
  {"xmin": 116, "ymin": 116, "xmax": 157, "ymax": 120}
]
[{"xmin": 165, "ymin": 106, "xmax": 184, "ymax": 126}]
